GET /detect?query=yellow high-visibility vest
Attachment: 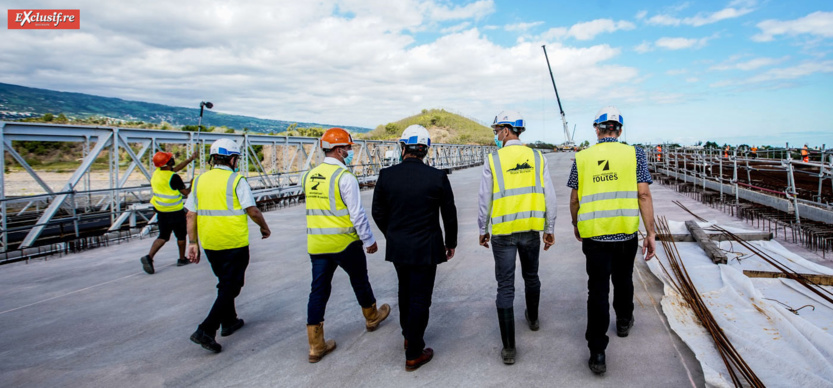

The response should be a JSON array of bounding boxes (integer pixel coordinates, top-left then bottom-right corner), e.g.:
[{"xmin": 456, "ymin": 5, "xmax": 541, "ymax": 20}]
[
  {"xmin": 304, "ymin": 163, "xmax": 359, "ymax": 254},
  {"xmin": 192, "ymin": 168, "xmax": 248, "ymax": 250},
  {"xmin": 488, "ymin": 146, "xmax": 546, "ymax": 236},
  {"xmin": 575, "ymin": 142, "xmax": 640, "ymax": 238},
  {"xmin": 150, "ymin": 168, "xmax": 184, "ymax": 212}
]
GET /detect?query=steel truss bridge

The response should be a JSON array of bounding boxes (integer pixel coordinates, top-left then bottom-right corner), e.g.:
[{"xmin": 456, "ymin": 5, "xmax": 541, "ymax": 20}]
[{"xmin": 0, "ymin": 122, "xmax": 495, "ymax": 257}]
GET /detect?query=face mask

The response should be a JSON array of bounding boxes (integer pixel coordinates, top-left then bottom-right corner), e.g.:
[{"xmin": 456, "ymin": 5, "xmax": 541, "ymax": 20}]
[
  {"xmin": 494, "ymin": 133, "xmax": 503, "ymax": 149},
  {"xmin": 343, "ymin": 149, "xmax": 354, "ymax": 165}
]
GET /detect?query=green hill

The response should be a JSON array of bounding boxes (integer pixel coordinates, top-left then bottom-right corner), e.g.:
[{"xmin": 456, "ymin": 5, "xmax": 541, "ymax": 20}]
[
  {"xmin": 0, "ymin": 82, "xmax": 370, "ymax": 134},
  {"xmin": 363, "ymin": 109, "xmax": 493, "ymax": 145}
]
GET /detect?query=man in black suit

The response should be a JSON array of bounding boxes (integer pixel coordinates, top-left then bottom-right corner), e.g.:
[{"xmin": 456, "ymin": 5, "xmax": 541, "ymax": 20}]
[{"xmin": 372, "ymin": 125, "xmax": 458, "ymax": 372}]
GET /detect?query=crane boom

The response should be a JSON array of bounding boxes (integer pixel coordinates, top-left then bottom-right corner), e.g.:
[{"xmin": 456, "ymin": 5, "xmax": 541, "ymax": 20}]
[{"xmin": 542, "ymin": 45, "xmax": 573, "ymax": 146}]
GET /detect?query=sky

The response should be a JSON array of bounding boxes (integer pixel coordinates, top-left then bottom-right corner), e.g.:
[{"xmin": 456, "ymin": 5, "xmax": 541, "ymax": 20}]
[{"xmin": 1, "ymin": 0, "xmax": 832, "ymax": 147}]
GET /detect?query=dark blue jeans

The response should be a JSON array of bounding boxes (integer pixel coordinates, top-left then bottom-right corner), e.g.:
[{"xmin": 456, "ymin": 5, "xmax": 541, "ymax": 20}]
[
  {"xmin": 394, "ymin": 263, "xmax": 437, "ymax": 360},
  {"xmin": 199, "ymin": 246, "xmax": 250, "ymax": 335},
  {"xmin": 582, "ymin": 237, "xmax": 638, "ymax": 353},
  {"xmin": 491, "ymin": 231, "xmax": 541, "ymax": 309},
  {"xmin": 307, "ymin": 241, "xmax": 376, "ymax": 325}
]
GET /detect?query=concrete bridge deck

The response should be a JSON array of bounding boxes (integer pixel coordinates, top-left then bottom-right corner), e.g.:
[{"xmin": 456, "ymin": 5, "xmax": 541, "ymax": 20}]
[{"xmin": 0, "ymin": 152, "xmax": 727, "ymax": 387}]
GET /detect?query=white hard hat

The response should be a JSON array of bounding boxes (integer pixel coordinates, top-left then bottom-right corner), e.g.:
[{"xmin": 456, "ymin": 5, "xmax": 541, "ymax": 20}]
[
  {"xmin": 593, "ymin": 106, "xmax": 624, "ymax": 126},
  {"xmin": 210, "ymin": 138, "xmax": 241, "ymax": 156},
  {"xmin": 400, "ymin": 125, "xmax": 431, "ymax": 146},
  {"xmin": 492, "ymin": 110, "xmax": 525, "ymax": 133}
]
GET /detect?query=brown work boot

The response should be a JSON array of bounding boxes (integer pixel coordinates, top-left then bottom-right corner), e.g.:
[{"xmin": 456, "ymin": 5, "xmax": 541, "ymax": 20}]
[
  {"xmin": 307, "ymin": 323, "xmax": 336, "ymax": 363},
  {"xmin": 361, "ymin": 303, "xmax": 391, "ymax": 332},
  {"xmin": 405, "ymin": 348, "xmax": 434, "ymax": 371}
]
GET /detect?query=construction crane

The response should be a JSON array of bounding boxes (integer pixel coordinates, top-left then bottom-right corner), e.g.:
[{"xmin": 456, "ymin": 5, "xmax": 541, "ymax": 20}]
[{"xmin": 542, "ymin": 45, "xmax": 574, "ymax": 150}]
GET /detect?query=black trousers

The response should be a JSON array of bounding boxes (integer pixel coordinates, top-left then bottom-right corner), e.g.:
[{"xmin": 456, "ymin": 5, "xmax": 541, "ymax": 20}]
[
  {"xmin": 582, "ymin": 237, "xmax": 637, "ymax": 353},
  {"xmin": 199, "ymin": 246, "xmax": 250, "ymax": 335},
  {"xmin": 394, "ymin": 263, "xmax": 437, "ymax": 360}
]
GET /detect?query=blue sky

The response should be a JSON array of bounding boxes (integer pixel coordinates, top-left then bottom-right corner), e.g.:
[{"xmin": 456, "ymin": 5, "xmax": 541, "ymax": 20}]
[{"xmin": 2, "ymin": 0, "xmax": 832, "ymax": 147}]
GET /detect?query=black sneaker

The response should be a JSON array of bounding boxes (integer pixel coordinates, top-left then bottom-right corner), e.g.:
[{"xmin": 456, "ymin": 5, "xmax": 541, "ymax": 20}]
[
  {"xmin": 616, "ymin": 317, "xmax": 634, "ymax": 337},
  {"xmin": 177, "ymin": 258, "xmax": 190, "ymax": 267},
  {"xmin": 221, "ymin": 319, "xmax": 244, "ymax": 337},
  {"xmin": 589, "ymin": 352, "xmax": 606, "ymax": 374},
  {"xmin": 140, "ymin": 255, "xmax": 154, "ymax": 274},
  {"xmin": 190, "ymin": 329, "xmax": 222, "ymax": 353}
]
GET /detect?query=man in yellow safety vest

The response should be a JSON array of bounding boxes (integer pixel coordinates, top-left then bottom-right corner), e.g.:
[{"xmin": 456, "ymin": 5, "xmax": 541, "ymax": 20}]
[
  {"xmin": 303, "ymin": 127, "xmax": 390, "ymax": 363},
  {"xmin": 478, "ymin": 110, "xmax": 556, "ymax": 365},
  {"xmin": 140, "ymin": 150, "xmax": 197, "ymax": 274},
  {"xmin": 568, "ymin": 106, "xmax": 656, "ymax": 374},
  {"xmin": 185, "ymin": 138, "xmax": 271, "ymax": 353}
]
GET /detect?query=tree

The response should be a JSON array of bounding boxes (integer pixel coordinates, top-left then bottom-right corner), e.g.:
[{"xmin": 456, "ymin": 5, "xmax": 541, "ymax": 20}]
[
  {"xmin": 42, "ymin": 113, "xmax": 54, "ymax": 122},
  {"xmin": 580, "ymin": 140, "xmax": 590, "ymax": 148}
]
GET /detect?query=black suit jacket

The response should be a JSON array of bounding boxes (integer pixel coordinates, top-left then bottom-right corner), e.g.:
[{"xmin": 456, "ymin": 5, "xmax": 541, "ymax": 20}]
[{"xmin": 372, "ymin": 158, "xmax": 458, "ymax": 266}]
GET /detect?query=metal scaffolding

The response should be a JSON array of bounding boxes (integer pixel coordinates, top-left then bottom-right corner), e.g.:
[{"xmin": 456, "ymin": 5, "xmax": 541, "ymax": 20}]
[{"xmin": 0, "ymin": 122, "xmax": 495, "ymax": 255}]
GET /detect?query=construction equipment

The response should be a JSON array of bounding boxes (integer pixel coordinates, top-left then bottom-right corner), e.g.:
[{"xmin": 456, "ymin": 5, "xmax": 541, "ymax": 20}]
[{"xmin": 542, "ymin": 45, "xmax": 573, "ymax": 148}]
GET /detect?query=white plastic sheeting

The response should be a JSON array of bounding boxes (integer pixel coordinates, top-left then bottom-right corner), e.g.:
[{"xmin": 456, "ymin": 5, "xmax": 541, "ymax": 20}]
[{"xmin": 648, "ymin": 221, "xmax": 833, "ymax": 387}]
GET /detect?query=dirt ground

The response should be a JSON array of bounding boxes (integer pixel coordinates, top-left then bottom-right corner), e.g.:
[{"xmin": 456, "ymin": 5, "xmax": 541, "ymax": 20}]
[{"xmin": 3, "ymin": 171, "xmax": 150, "ymax": 197}]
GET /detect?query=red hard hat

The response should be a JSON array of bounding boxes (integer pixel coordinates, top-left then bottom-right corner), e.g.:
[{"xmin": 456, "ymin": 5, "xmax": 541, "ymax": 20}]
[{"xmin": 153, "ymin": 152, "xmax": 173, "ymax": 167}]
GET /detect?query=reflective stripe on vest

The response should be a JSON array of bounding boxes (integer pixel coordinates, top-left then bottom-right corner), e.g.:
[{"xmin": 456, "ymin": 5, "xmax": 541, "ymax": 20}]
[
  {"xmin": 575, "ymin": 142, "xmax": 639, "ymax": 238},
  {"xmin": 150, "ymin": 168, "xmax": 184, "ymax": 212},
  {"xmin": 488, "ymin": 146, "xmax": 546, "ymax": 235},
  {"xmin": 193, "ymin": 169, "xmax": 249, "ymax": 250},
  {"xmin": 304, "ymin": 163, "xmax": 360, "ymax": 254}
]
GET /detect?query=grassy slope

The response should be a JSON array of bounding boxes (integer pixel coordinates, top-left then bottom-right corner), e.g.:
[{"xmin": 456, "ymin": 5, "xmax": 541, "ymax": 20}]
[{"xmin": 363, "ymin": 109, "xmax": 492, "ymax": 145}]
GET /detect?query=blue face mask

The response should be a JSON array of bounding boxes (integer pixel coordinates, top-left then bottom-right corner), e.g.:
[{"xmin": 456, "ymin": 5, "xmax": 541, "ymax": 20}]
[
  {"xmin": 494, "ymin": 133, "xmax": 503, "ymax": 149},
  {"xmin": 343, "ymin": 149, "xmax": 354, "ymax": 165}
]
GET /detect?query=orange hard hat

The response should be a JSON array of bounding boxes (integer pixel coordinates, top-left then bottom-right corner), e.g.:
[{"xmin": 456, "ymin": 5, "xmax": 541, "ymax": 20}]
[
  {"xmin": 153, "ymin": 152, "xmax": 173, "ymax": 167},
  {"xmin": 320, "ymin": 127, "xmax": 355, "ymax": 149}
]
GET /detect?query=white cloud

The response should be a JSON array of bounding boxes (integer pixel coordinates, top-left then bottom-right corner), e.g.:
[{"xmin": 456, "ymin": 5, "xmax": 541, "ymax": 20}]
[
  {"xmin": 634, "ymin": 41, "xmax": 653, "ymax": 53},
  {"xmin": 752, "ymin": 11, "xmax": 833, "ymax": 42},
  {"xmin": 655, "ymin": 36, "xmax": 712, "ymax": 50},
  {"xmin": 567, "ymin": 19, "xmax": 636, "ymax": 41},
  {"xmin": 0, "ymin": 0, "xmax": 641, "ymax": 130},
  {"xmin": 666, "ymin": 69, "xmax": 688, "ymax": 75},
  {"xmin": 505, "ymin": 21, "xmax": 544, "ymax": 32},
  {"xmin": 538, "ymin": 19, "xmax": 635, "ymax": 42},
  {"xmin": 441, "ymin": 22, "xmax": 471, "ymax": 34},
  {"xmin": 635, "ymin": 10, "xmax": 647, "ymax": 20},
  {"xmin": 710, "ymin": 56, "xmax": 790, "ymax": 71},
  {"xmin": 710, "ymin": 60, "xmax": 833, "ymax": 87},
  {"xmin": 685, "ymin": 77, "xmax": 699, "ymax": 83},
  {"xmin": 645, "ymin": 1, "xmax": 755, "ymax": 27}
]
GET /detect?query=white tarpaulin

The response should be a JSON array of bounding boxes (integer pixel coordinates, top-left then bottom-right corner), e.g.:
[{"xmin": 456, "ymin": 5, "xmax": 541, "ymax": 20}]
[{"xmin": 648, "ymin": 221, "xmax": 833, "ymax": 387}]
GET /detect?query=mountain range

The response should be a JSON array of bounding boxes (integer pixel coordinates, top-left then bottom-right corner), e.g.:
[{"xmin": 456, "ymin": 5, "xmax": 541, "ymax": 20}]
[{"xmin": 0, "ymin": 82, "xmax": 370, "ymax": 133}]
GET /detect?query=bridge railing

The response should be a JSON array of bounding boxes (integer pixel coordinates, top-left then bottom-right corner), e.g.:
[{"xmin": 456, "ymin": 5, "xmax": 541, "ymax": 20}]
[{"xmin": 0, "ymin": 122, "xmax": 495, "ymax": 253}]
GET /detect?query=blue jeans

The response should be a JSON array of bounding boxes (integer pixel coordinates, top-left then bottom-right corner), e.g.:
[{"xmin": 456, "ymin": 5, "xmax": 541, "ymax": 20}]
[
  {"xmin": 307, "ymin": 241, "xmax": 376, "ymax": 325},
  {"xmin": 491, "ymin": 231, "xmax": 541, "ymax": 309}
]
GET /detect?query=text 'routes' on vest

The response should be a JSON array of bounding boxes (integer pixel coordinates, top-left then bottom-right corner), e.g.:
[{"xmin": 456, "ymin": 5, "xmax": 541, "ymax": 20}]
[{"xmin": 593, "ymin": 160, "xmax": 619, "ymax": 183}]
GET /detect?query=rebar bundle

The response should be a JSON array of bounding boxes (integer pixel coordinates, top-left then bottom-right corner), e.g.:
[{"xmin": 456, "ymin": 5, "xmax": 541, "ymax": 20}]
[{"xmin": 655, "ymin": 216, "xmax": 765, "ymax": 388}]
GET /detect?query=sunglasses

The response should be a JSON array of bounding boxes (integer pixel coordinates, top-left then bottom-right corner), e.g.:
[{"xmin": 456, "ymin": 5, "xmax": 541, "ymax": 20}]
[{"xmin": 493, "ymin": 125, "xmax": 511, "ymax": 135}]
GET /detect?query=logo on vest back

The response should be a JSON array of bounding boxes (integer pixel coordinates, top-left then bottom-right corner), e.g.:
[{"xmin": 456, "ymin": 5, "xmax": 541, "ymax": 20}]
[
  {"xmin": 307, "ymin": 173, "xmax": 327, "ymax": 198},
  {"xmin": 593, "ymin": 160, "xmax": 618, "ymax": 183},
  {"xmin": 506, "ymin": 160, "xmax": 533, "ymax": 175}
]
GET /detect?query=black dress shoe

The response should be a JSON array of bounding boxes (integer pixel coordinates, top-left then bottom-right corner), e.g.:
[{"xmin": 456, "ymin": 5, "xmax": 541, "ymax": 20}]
[
  {"xmin": 190, "ymin": 329, "xmax": 222, "ymax": 353},
  {"xmin": 221, "ymin": 319, "xmax": 244, "ymax": 337},
  {"xmin": 141, "ymin": 255, "xmax": 154, "ymax": 274},
  {"xmin": 177, "ymin": 258, "xmax": 190, "ymax": 267},
  {"xmin": 589, "ymin": 352, "xmax": 606, "ymax": 374},
  {"xmin": 616, "ymin": 317, "xmax": 634, "ymax": 337}
]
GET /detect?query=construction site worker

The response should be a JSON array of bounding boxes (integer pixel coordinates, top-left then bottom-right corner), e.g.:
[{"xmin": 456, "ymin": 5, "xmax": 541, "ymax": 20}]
[
  {"xmin": 185, "ymin": 138, "xmax": 271, "ymax": 353},
  {"xmin": 478, "ymin": 110, "xmax": 556, "ymax": 365},
  {"xmin": 140, "ymin": 150, "xmax": 198, "ymax": 274},
  {"xmin": 303, "ymin": 127, "xmax": 390, "ymax": 363},
  {"xmin": 371, "ymin": 125, "xmax": 458, "ymax": 371},
  {"xmin": 656, "ymin": 145, "xmax": 662, "ymax": 162},
  {"xmin": 802, "ymin": 144, "xmax": 809, "ymax": 162},
  {"xmin": 568, "ymin": 106, "xmax": 656, "ymax": 374},
  {"xmin": 724, "ymin": 144, "xmax": 730, "ymax": 159},
  {"xmin": 750, "ymin": 145, "xmax": 758, "ymax": 159}
]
